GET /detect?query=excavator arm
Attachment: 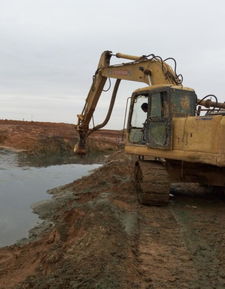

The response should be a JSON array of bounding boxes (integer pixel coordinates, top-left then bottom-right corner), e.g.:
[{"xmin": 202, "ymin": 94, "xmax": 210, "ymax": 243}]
[{"xmin": 75, "ymin": 50, "xmax": 182, "ymax": 154}]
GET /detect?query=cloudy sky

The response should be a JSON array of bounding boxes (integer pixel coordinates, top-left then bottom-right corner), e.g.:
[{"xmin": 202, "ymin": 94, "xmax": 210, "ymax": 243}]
[{"xmin": 0, "ymin": 0, "xmax": 225, "ymax": 129}]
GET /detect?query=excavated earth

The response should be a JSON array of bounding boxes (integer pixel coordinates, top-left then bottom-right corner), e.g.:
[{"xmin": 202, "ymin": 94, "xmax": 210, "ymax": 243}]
[
  {"xmin": 1, "ymin": 120, "xmax": 225, "ymax": 289},
  {"xmin": 0, "ymin": 119, "xmax": 121, "ymax": 155}
]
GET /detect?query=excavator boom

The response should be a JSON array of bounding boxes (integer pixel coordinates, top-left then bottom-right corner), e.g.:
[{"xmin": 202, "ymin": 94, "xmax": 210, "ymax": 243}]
[{"xmin": 75, "ymin": 51, "xmax": 182, "ymax": 153}]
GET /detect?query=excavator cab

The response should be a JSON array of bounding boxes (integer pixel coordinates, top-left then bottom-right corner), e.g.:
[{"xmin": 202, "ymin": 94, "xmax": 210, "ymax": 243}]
[{"xmin": 127, "ymin": 85, "xmax": 197, "ymax": 149}]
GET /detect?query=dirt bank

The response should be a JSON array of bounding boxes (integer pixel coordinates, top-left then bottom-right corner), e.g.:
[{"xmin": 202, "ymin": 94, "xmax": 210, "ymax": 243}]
[
  {"xmin": 0, "ymin": 120, "xmax": 122, "ymax": 156},
  {"xmin": 1, "ymin": 150, "xmax": 225, "ymax": 288}
]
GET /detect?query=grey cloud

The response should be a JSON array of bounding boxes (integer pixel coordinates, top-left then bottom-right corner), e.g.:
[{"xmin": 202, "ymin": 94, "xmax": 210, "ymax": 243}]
[{"xmin": 0, "ymin": 0, "xmax": 225, "ymax": 128}]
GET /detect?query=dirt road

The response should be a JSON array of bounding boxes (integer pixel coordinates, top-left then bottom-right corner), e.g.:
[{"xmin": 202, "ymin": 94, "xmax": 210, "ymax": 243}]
[
  {"xmin": 0, "ymin": 151, "xmax": 225, "ymax": 288},
  {"xmin": 138, "ymin": 194, "xmax": 225, "ymax": 289}
]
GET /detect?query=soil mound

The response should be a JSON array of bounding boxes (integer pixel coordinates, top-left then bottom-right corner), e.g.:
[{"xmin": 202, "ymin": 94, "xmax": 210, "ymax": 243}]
[{"xmin": 0, "ymin": 120, "xmax": 122, "ymax": 155}]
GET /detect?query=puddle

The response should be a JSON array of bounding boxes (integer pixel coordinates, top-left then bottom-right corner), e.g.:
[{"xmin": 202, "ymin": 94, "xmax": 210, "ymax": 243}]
[{"xmin": 0, "ymin": 149, "xmax": 101, "ymax": 247}]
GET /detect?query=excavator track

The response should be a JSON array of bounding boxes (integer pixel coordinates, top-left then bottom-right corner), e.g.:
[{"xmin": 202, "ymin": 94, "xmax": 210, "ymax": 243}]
[{"xmin": 134, "ymin": 160, "xmax": 170, "ymax": 205}]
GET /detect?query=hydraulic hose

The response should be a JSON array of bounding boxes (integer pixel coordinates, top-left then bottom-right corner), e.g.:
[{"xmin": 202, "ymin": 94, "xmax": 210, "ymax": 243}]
[{"xmin": 88, "ymin": 79, "xmax": 121, "ymax": 134}]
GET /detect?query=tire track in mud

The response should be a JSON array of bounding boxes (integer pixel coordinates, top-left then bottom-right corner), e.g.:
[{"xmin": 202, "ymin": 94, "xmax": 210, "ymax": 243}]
[
  {"xmin": 171, "ymin": 196, "xmax": 225, "ymax": 289},
  {"xmin": 137, "ymin": 205, "xmax": 198, "ymax": 289},
  {"xmin": 137, "ymin": 196, "xmax": 225, "ymax": 289}
]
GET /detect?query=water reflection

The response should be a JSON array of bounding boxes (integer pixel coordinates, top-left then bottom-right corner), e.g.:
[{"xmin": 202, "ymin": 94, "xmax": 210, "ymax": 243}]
[{"xmin": 0, "ymin": 149, "xmax": 101, "ymax": 247}]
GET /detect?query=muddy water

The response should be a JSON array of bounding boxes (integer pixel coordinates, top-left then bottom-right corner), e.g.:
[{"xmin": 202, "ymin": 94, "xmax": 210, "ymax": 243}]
[{"xmin": 0, "ymin": 149, "xmax": 100, "ymax": 247}]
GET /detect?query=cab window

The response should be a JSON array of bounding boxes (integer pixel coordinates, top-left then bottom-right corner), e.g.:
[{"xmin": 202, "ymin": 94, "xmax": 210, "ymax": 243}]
[
  {"xmin": 131, "ymin": 95, "xmax": 148, "ymax": 128},
  {"xmin": 150, "ymin": 93, "xmax": 162, "ymax": 118}
]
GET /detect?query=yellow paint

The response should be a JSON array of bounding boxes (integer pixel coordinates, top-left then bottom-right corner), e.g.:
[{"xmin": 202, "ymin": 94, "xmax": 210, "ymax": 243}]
[{"xmin": 125, "ymin": 115, "xmax": 225, "ymax": 167}]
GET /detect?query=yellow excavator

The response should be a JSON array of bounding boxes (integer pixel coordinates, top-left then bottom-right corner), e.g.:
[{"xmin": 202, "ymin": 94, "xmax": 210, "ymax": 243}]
[{"xmin": 75, "ymin": 51, "xmax": 225, "ymax": 205}]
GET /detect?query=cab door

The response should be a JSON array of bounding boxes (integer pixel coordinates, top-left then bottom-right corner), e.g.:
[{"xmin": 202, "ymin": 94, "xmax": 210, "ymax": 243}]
[{"xmin": 146, "ymin": 91, "xmax": 172, "ymax": 149}]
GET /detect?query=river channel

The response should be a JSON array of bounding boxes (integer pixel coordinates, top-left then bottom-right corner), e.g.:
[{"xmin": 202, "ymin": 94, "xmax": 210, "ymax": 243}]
[{"xmin": 0, "ymin": 149, "xmax": 101, "ymax": 247}]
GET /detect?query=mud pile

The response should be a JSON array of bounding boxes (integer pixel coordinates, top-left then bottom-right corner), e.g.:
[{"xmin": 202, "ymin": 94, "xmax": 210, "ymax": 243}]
[{"xmin": 0, "ymin": 120, "xmax": 122, "ymax": 155}]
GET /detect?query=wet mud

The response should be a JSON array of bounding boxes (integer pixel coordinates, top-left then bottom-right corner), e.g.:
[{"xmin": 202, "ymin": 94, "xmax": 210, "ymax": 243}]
[{"xmin": 0, "ymin": 150, "xmax": 225, "ymax": 288}]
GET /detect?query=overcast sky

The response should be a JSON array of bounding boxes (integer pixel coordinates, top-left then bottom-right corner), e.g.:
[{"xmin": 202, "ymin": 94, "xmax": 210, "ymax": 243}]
[{"xmin": 0, "ymin": 0, "xmax": 225, "ymax": 129}]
